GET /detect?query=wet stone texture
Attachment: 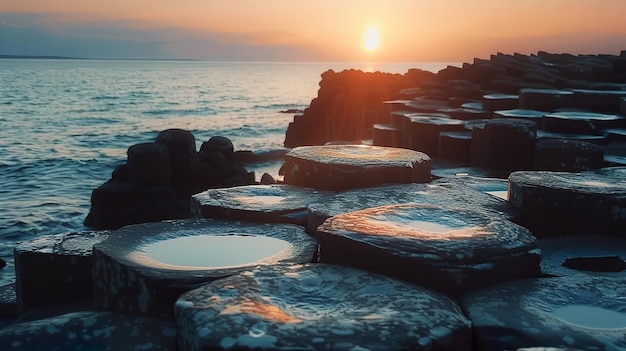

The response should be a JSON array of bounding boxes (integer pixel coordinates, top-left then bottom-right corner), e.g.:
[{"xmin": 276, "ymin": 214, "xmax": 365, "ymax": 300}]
[
  {"xmin": 315, "ymin": 203, "xmax": 540, "ymax": 296},
  {"xmin": 14, "ymin": 230, "xmax": 112, "ymax": 313},
  {"xmin": 470, "ymin": 118, "xmax": 537, "ymax": 172},
  {"xmin": 492, "ymin": 109, "xmax": 546, "ymax": 128},
  {"xmin": 508, "ymin": 169, "xmax": 626, "ymax": 238},
  {"xmin": 175, "ymin": 264, "xmax": 472, "ymax": 351},
  {"xmin": 539, "ymin": 235, "xmax": 626, "ymax": 280},
  {"xmin": 306, "ymin": 180, "xmax": 518, "ymax": 236},
  {"xmin": 533, "ymin": 139, "xmax": 604, "ymax": 172},
  {"xmin": 461, "ymin": 275, "xmax": 626, "ymax": 351},
  {"xmin": 282, "ymin": 145, "xmax": 431, "ymax": 191},
  {"xmin": 191, "ymin": 184, "xmax": 331, "ymax": 227},
  {"xmin": 541, "ymin": 111, "xmax": 626, "ymax": 135},
  {"xmin": 92, "ymin": 219, "xmax": 317, "ymax": 318},
  {"xmin": 0, "ymin": 311, "xmax": 176, "ymax": 351}
]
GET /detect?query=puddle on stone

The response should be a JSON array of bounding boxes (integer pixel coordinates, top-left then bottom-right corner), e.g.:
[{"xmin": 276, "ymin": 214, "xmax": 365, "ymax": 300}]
[
  {"xmin": 138, "ymin": 235, "xmax": 290, "ymax": 270},
  {"xmin": 550, "ymin": 305, "xmax": 626, "ymax": 330},
  {"xmin": 233, "ymin": 195, "xmax": 286, "ymax": 205}
]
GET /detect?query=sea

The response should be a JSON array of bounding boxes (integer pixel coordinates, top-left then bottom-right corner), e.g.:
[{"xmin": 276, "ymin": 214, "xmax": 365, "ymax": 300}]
[{"xmin": 0, "ymin": 59, "xmax": 458, "ymax": 286}]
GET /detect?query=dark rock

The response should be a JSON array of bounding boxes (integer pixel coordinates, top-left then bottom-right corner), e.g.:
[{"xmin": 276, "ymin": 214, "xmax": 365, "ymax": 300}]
[
  {"xmin": 534, "ymin": 139, "xmax": 604, "ymax": 172},
  {"xmin": 571, "ymin": 89, "xmax": 626, "ymax": 113},
  {"xmin": 175, "ymin": 264, "xmax": 472, "ymax": 351},
  {"xmin": 481, "ymin": 94, "xmax": 519, "ymax": 111},
  {"xmin": 155, "ymin": 128, "xmax": 198, "ymax": 198},
  {"xmin": 539, "ymin": 235, "xmax": 626, "ymax": 278},
  {"xmin": 406, "ymin": 116, "xmax": 465, "ymax": 158},
  {"xmin": 519, "ymin": 89, "xmax": 576, "ymax": 111},
  {"xmin": 259, "ymin": 172, "xmax": 275, "ymax": 184},
  {"xmin": 127, "ymin": 142, "xmax": 171, "ymax": 186},
  {"xmin": 508, "ymin": 169, "xmax": 626, "ymax": 237},
  {"xmin": 86, "ymin": 180, "xmax": 138, "ymax": 230},
  {"xmin": 92, "ymin": 219, "xmax": 317, "ymax": 318},
  {"xmin": 536, "ymin": 130, "xmax": 608, "ymax": 144},
  {"xmin": 436, "ymin": 107, "xmax": 493, "ymax": 121},
  {"xmin": 191, "ymin": 184, "xmax": 331, "ymax": 226},
  {"xmin": 282, "ymin": 145, "xmax": 431, "ymax": 191},
  {"xmin": 470, "ymin": 118, "xmax": 537, "ymax": 172},
  {"xmin": 493, "ymin": 109, "xmax": 546, "ymax": 128},
  {"xmin": 461, "ymin": 275, "xmax": 626, "ymax": 351},
  {"xmin": 14, "ymin": 230, "xmax": 112, "ymax": 314},
  {"xmin": 372, "ymin": 123, "xmax": 403, "ymax": 147},
  {"xmin": 0, "ymin": 311, "xmax": 176, "ymax": 351},
  {"xmin": 438, "ymin": 131, "xmax": 472, "ymax": 164},
  {"xmin": 541, "ymin": 111, "xmax": 626, "ymax": 135},
  {"xmin": 199, "ymin": 136, "xmax": 235, "ymax": 162},
  {"xmin": 110, "ymin": 163, "xmax": 128, "ymax": 181},
  {"xmin": 0, "ymin": 283, "xmax": 16, "ymax": 319},
  {"xmin": 316, "ymin": 203, "xmax": 540, "ymax": 296}
]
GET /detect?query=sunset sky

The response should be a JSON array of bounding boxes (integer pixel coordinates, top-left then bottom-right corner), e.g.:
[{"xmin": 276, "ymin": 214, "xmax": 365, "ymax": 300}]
[{"xmin": 1, "ymin": 0, "xmax": 625, "ymax": 62}]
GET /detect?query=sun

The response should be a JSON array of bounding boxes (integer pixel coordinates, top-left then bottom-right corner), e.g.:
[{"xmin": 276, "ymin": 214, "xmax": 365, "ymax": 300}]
[{"xmin": 363, "ymin": 26, "xmax": 380, "ymax": 51}]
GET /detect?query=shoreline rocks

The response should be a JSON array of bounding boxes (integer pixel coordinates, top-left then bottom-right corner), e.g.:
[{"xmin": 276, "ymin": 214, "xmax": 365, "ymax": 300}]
[{"xmin": 3, "ymin": 50, "xmax": 626, "ymax": 350}]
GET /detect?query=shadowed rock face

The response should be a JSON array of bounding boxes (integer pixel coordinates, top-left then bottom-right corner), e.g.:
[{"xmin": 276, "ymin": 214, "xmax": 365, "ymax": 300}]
[
  {"xmin": 0, "ymin": 311, "xmax": 177, "ymax": 351},
  {"xmin": 282, "ymin": 145, "xmax": 431, "ymax": 191},
  {"xmin": 175, "ymin": 264, "xmax": 471, "ymax": 351},
  {"xmin": 316, "ymin": 203, "xmax": 540, "ymax": 296},
  {"xmin": 92, "ymin": 219, "xmax": 317, "ymax": 318},
  {"xmin": 461, "ymin": 275, "xmax": 626, "ymax": 351},
  {"xmin": 508, "ymin": 168, "xmax": 626, "ymax": 237}
]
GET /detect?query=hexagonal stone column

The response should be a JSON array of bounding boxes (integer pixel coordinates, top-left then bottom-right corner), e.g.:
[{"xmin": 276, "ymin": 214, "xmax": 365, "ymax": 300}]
[
  {"xmin": 191, "ymin": 184, "xmax": 331, "ymax": 226},
  {"xmin": 519, "ymin": 89, "xmax": 575, "ymax": 111},
  {"xmin": 542, "ymin": 111, "xmax": 626, "ymax": 135},
  {"xmin": 470, "ymin": 118, "xmax": 537, "ymax": 172},
  {"xmin": 14, "ymin": 230, "xmax": 112, "ymax": 313},
  {"xmin": 406, "ymin": 116, "xmax": 465, "ymax": 158},
  {"xmin": 508, "ymin": 169, "xmax": 626, "ymax": 237},
  {"xmin": 282, "ymin": 145, "xmax": 431, "ymax": 191},
  {"xmin": 316, "ymin": 203, "xmax": 540, "ymax": 296},
  {"xmin": 533, "ymin": 139, "xmax": 604, "ymax": 172},
  {"xmin": 461, "ymin": 275, "xmax": 626, "ymax": 350},
  {"xmin": 175, "ymin": 264, "xmax": 471, "ymax": 351},
  {"xmin": 93, "ymin": 219, "xmax": 317, "ymax": 318}
]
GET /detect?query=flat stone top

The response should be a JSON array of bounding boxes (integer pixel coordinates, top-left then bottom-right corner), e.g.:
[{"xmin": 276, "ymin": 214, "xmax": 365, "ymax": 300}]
[
  {"xmin": 176, "ymin": 263, "xmax": 470, "ymax": 350},
  {"xmin": 472, "ymin": 117, "xmax": 537, "ymax": 129},
  {"xmin": 494, "ymin": 109, "xmax": 547, "ymax": 118},
  {"xmin": 94, "ymin": 219, "xmax": 316, "ymax": 276},
  {"xmin": 570, "ymin": 89, "xmax": 626, "ymax": 96},
  {"xmin": 519, "ymin": 88, "xmax": 575, "ymax": 95},
  {"xmin": 536, "ymin": 130, "xmax": 607, "ymax": 142},
  {"xmin": 15, "ymin": 230, "xmax": 112, "ymax": 256},
  {"xmin": 373, "ymin": 123, "xmax": 402, "ymax": 131},
  {"xmin": 544, "ymin": 111, "xmax": 624, "ymax": 121},
  {"xmin": 509, "ymin": 170, "xmax": 626, "ymax": 194},
  {"xmin": 483, "ymin": 94, "xmax": 519, "ymax": 100},
  {"xmin": 192, "ymin": 184, "xmax": 329, "ymax": 213},
  {"xmin": 285, "ymin": 145, "xmax": 430, "ymax": 167},
  {"xmin": 308, "ymin": 181, "xmax": 516, "ymax": 223},
  {"xmin": 408, "ymin": 115, "xmax": 465, "ymax": 126},
  {"xmin": 317, "ymin": 203, "xmax": 536, "ymax": 263}
]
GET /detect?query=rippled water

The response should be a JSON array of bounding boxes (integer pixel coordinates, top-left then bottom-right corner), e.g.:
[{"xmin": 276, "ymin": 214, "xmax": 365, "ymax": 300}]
[{"xmin": 0, "ymin": 59, "xmax": 453, "ymax": 285}]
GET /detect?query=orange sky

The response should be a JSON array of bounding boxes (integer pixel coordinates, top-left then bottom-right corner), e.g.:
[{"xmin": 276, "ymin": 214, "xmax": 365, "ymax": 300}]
[{"xmin": 2, "ymin": 0, "xmax": 625, "ymax": 61}]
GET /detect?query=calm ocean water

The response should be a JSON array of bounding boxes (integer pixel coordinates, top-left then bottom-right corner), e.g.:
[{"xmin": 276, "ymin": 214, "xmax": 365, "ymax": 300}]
[{"xmin": 0, "ymin": 59, "xmax": 455, "ymax": 285}]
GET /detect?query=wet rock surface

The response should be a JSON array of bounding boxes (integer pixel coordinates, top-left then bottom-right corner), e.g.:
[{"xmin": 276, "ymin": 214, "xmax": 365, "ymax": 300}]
[
  {"xmin": 14, "ymin": 230, "xmax": 112, "ymax": 313},
  {"xmin": 282, "ymin": 145, "xmax": 431, "ymax": 191},
  {"xmin": 461, "ymin": 275, "xmax": 626, "ymax": 351},
  {"xmin": 316, "ymin": 203, "xmax": 540, "ymax": 295},
  {"xmin": 192, "ymin": 184, "xmax": 331, "ymax": 226},
  {"xmin": 539, "ymin": 235, "xmax": 626, "ymax": 279},
  {"xmin": 306, "ymin": 180, "xmax": 517, "ymax": 235},
  {"xmin": 508, "ymin": 168, "xmax": 626, "ymax": 237},
  {"xmin": 533, "ymin": 139, "xmax": 604, "ymax": 171},
  {"xmin": 175, "ymin": 264, "xmax": 472, "ymax": 351},
  {"xmin": 0, "ymin": 311, "xmax": 177, "ymax": 351},
  {"xmin": 92, "ymin": 219, "xmax": 317, "ymax": 318}
]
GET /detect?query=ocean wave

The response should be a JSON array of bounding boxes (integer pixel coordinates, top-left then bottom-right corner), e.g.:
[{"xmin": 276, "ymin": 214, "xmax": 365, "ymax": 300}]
[{"xmin": 143, "ymin": 107, "xmax": 217, "ymax": 116}]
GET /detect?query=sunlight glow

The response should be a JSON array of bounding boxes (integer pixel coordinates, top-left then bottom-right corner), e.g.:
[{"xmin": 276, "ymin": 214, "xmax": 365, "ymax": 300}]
[{"xmin": 363, "ymin": 26, "xmax": 380, "ymax": 51}]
